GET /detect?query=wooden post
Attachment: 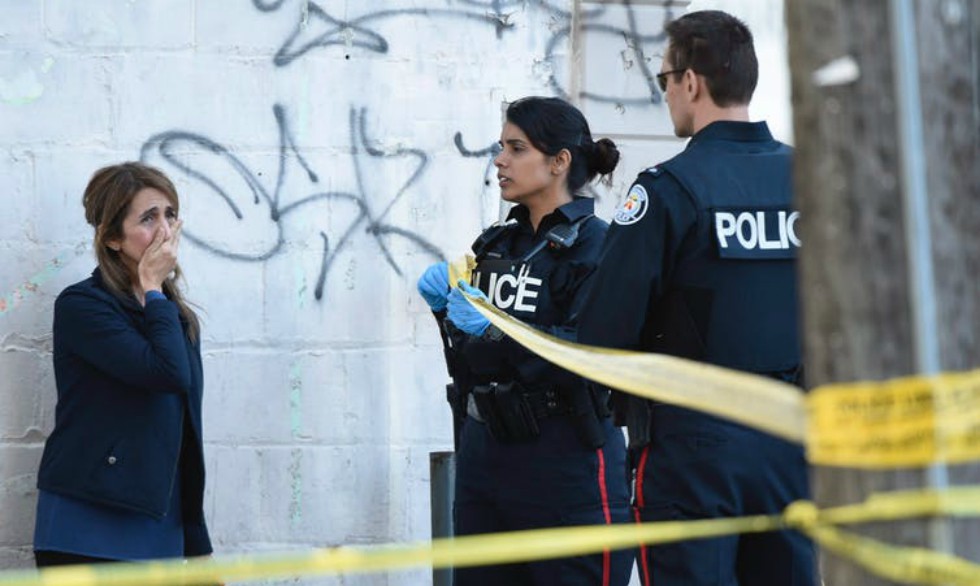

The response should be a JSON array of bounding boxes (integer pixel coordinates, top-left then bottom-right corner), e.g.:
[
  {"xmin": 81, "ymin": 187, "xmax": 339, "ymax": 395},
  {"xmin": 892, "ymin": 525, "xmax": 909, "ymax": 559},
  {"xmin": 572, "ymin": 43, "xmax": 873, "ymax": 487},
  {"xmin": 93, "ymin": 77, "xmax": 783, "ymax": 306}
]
[{"xmin": 786, "ymin": 0, "xmax": 979, "ymax": 583}]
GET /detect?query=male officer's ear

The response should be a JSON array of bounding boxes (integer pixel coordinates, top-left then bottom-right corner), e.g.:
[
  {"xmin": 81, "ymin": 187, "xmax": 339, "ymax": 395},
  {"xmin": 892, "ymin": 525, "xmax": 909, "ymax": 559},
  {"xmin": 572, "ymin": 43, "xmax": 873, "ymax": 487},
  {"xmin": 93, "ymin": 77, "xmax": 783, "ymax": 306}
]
[{"xmin": 685, "ymin": 69, "xmax": 704, "ymax": 103}]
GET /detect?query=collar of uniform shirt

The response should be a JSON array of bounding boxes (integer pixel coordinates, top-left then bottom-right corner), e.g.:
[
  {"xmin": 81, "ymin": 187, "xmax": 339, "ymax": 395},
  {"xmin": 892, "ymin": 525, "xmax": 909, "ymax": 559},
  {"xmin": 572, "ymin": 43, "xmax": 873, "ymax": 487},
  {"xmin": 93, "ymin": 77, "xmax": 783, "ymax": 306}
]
[
  {"xmin": 691, "ymin": 120, "xmax": 773, "ymax": 144},
  {"xmin": 506, "ymin": 197, "xmax": 594, "ymax": 233}
]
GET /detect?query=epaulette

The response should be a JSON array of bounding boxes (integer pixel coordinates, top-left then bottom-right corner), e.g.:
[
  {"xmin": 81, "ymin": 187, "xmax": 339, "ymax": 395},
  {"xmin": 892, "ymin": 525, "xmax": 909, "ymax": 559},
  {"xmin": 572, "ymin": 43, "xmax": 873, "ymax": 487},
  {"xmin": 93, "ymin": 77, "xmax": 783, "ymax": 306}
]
[
  {"xmin": 640, "ymin": 165, "xmax": 663, "ymax": 177},
  {"xmin": 471, "ymin": 220, "xmax": 518, "ymax": 261}
]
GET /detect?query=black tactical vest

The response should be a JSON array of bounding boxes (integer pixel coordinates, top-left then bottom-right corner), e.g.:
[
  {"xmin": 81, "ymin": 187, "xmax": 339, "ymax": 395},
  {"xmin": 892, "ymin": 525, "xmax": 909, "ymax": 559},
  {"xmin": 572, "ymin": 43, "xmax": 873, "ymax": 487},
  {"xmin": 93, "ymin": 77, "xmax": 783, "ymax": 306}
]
[{"xmin": 650, "ymin": 135, "xmax": 801, "ymax": 374}]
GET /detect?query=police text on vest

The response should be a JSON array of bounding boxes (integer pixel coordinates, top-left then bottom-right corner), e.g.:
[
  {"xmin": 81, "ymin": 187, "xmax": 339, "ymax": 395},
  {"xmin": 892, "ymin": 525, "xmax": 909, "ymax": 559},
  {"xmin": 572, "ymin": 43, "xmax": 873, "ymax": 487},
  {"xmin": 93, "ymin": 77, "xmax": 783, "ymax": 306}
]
[
  {"xmin": 474, "ymin": 264, "xmax": 542, "ymax": 313},
  {"xmin": 713, "ymin": 209, "xmax": 800, "ymax": 259}
]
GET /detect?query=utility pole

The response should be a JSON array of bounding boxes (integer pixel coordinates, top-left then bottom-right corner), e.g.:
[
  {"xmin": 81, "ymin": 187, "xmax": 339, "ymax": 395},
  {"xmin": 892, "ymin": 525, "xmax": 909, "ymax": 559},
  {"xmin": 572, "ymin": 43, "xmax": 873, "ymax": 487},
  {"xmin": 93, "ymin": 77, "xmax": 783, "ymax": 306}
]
[{"xmin": 786, "ymin": 0, "xmax": 979, "ymax": 584}]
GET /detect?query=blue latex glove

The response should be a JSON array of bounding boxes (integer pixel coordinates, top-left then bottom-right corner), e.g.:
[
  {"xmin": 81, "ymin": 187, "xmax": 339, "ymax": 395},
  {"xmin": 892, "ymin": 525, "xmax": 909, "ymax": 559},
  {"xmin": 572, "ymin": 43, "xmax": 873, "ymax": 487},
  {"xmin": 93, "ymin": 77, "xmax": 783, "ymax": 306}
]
[
  {"xmin": 417, "ymin": 261, "xmax": 450, "ymax": 311},
  {"xmin": 447, "ymin": 280, "xmax": 490, "ymax": 336}
]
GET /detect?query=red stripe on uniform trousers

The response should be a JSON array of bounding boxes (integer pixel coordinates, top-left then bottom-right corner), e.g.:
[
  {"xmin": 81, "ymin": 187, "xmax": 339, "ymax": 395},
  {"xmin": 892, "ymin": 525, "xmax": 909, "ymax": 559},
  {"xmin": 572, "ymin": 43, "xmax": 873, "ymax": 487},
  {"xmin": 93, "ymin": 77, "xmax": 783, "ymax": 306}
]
[
  {"xmin": 635, "ymin": 446, "xmax": 652, "ymax": 586},
  {"xmin": 597, "ymin": 448, "xmax": 612, "ymax": 586}
]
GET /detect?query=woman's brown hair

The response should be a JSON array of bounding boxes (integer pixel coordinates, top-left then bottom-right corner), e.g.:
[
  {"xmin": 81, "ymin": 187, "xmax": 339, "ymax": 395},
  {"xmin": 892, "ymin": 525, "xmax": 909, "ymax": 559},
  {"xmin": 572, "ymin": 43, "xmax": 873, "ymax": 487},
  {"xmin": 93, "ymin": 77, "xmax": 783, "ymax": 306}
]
[{"xmin": 83, "ymin": 162, "xmax": 200, "ymax": 342}]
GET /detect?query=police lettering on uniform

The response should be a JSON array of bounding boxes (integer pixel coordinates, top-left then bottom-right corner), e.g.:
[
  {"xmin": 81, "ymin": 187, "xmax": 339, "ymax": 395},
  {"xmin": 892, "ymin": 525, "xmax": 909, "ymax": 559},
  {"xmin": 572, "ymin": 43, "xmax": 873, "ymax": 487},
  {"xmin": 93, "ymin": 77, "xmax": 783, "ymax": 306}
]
[
  {"xmin": 472, "ymin": 262, "xmax": 543, "ymax": 313},
  {"xmin": 417, "ymin": 97, "xmax": 633, "ymax": 586},
  {"xmin": 714, "ymin": 209, "xmax": 800, "ymax": 253},
  {"xmin": 577, "ymin": 11, "xmax": 817, "ymax": 586}
]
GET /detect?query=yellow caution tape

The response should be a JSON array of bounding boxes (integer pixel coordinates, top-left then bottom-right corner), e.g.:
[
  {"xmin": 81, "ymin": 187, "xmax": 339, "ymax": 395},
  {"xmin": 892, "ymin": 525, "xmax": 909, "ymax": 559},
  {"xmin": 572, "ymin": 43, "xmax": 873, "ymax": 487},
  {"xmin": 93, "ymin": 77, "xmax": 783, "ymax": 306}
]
[
  {"xmin": 447, "ymin": 254, "xmax": 475, "ymax": 289},
  {"xmin": 456, "ymin": 282, "xmax": 980, "ymax": 468},
  {"xmin": 0, "ymin": 515, "xmax": 780, "ymax": 586},
  {"xmin": 462, "ymin": 293, "xmax": 808, "ymax": 443},
  {"xmin": 803, "ymin": 523, "xmax": 980, "ymax": 586},
  {"xmin": 807, "ymin": 370, "xmax": 980, "ymax": 467},
  {"xmin": 4, "ymin": 488, "xmax": 980, "ymax": 586},
  {"xmin": 5, "ymin": 258, "xmax": 974, "ymax": 585},
  {"xmin": 785, "ymin": 496, "xmax": 980, "ymax": 586},
  {"xmin": 798, "ymin": 486, "xmax": 980, "ymax": 525}
]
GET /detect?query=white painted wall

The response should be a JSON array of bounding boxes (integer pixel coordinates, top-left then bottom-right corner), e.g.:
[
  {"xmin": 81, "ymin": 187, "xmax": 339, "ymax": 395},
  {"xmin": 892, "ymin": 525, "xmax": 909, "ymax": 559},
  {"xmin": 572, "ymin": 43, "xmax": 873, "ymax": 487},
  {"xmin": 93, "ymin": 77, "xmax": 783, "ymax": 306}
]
[
  {"xmin": 0, "ymin": 1, "xmax": 787, "ymax": 583},
  {"xmin": 688, "ymin": 0, "xmax": 793, "ymax": 143}
]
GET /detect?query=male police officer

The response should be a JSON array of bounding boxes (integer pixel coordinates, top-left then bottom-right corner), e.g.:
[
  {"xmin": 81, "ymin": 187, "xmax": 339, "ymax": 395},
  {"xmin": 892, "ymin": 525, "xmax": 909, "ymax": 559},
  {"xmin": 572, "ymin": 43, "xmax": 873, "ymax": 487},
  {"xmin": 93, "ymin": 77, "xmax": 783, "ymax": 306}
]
[{"xmin": 577, "ymin": 10, "xmax": 816, "ymax": 586}]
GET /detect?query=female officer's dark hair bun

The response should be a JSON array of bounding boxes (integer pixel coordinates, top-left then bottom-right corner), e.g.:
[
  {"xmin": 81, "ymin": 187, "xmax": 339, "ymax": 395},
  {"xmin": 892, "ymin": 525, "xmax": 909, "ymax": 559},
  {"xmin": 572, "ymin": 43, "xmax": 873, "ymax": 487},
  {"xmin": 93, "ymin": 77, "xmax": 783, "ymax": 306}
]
[
  {"xmin": 589, "ymin": 137, "xmax": 620, "ymax": 177},
  {"xmin": 505, "ymin": 96, "xmax": 620, "ymax": 193}
]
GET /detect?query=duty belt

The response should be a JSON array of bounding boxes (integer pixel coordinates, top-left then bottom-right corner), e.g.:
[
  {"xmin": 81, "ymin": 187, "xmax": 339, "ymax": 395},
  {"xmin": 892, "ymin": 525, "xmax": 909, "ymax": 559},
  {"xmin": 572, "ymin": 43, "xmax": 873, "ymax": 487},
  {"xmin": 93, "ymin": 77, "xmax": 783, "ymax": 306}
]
[{"xmin": 467, "ymin": 387, "xmax": 570, "ymax": 423}]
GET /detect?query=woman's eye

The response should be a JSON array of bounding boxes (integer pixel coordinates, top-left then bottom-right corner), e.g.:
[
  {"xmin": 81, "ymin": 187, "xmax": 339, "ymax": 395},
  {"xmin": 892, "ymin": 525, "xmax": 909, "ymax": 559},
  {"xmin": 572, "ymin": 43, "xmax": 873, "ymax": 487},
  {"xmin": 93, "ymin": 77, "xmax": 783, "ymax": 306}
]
[{"xmin": 140, "ymin": 216, "xmax": 154, "ymax": 224}]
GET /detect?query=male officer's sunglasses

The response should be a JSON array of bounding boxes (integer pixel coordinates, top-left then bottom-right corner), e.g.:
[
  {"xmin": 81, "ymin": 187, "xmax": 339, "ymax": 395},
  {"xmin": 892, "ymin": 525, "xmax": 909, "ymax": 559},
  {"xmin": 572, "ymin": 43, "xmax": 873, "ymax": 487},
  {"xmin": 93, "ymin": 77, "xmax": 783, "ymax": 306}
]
[{"xmin": 656, "ymin": 68, "xmax": 687, "ymax": 92}]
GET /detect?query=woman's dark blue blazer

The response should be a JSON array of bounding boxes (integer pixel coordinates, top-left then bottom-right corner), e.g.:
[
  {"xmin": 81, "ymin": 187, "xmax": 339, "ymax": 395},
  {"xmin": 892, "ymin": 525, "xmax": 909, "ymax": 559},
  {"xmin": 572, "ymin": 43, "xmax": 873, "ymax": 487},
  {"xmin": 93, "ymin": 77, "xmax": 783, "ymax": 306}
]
[{"xmin": 36, "ymin": 269, "xmax": 212, "ymax": 555}]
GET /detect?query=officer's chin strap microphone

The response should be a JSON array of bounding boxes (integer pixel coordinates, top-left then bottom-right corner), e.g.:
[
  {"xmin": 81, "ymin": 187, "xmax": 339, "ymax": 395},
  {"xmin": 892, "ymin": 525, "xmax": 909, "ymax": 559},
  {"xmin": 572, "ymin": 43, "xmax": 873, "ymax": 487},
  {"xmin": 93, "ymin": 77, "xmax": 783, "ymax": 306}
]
[{"xmin": 517, "ymin": 213, "xmax": 593, "ymax": 264}]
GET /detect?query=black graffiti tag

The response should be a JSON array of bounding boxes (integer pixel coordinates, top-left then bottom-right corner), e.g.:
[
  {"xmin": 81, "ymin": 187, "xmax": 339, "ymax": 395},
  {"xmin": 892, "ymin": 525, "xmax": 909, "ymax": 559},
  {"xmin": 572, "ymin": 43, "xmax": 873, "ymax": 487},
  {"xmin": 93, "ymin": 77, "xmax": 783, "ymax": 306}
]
[
  {"xmin": 255, "ymin": 0, "xmax": 674, "ymax": 107},
  {"xmin": 140, "ymin": 104, "xmax": 443, "ymax": 301}
]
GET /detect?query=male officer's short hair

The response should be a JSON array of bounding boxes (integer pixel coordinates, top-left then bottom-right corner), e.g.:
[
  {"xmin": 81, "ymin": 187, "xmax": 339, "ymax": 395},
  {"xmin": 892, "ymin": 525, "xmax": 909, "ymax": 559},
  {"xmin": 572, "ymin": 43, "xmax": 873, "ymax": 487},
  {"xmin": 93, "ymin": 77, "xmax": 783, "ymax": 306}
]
[{"xmin": 664, "ymin": 10, "xmax": 758, "ymax": 107}]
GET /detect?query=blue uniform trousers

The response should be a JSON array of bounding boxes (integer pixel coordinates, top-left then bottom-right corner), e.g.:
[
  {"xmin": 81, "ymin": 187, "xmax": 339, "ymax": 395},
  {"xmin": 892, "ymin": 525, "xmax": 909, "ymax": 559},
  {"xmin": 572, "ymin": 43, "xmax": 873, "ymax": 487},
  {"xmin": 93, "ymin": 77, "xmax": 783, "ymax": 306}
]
[
  {"xmin": 454, "ymin": 415, "xmax": 633, "ymax": 586},
  {"xmin": 633, "ymin": 405, "xmax": 816, "ymax": 586}
]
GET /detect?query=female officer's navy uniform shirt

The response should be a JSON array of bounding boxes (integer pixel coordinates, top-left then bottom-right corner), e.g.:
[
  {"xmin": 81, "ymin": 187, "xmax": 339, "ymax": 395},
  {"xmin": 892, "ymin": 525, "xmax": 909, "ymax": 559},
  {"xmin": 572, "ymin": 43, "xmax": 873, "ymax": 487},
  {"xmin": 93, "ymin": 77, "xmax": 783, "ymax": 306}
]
[{"xmin": 459, "ymin": 197, "xmax": 608, "ymax": 389}]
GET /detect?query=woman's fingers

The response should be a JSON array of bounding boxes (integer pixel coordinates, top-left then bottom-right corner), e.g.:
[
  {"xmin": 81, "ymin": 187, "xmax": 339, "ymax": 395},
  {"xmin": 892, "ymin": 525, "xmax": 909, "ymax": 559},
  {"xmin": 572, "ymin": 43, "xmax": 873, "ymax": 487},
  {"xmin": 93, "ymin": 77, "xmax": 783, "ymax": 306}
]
[{"xmin": 170, "ymin": 219, "xmax": 183, "ymax": 252}]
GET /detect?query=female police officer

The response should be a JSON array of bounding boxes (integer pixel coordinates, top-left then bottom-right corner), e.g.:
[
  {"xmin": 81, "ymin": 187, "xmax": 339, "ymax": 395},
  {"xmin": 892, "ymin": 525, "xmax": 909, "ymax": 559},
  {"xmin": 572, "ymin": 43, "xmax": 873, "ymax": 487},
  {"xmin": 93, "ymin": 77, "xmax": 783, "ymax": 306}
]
[{"xmin": 417, "ymin": 97, "xmax": 632, "ymax": 586}]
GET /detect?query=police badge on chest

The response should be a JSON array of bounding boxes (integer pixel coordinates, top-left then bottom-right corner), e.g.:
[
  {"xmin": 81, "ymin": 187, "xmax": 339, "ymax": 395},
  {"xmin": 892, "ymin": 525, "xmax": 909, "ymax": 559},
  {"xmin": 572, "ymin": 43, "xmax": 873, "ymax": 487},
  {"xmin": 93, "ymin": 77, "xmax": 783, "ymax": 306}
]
[{"xmin": 472, "ymin": 260, "xmax": 542, "ymax": 314}]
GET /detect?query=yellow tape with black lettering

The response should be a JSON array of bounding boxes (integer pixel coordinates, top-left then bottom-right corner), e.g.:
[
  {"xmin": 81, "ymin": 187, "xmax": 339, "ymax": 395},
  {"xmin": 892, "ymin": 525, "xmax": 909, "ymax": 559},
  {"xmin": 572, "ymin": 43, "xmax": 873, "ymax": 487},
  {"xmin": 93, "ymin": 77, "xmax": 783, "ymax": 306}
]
[
  {"xmin": 455, "ymin": 282, "xmax": 980, "ymax": 468},
  {"xmin": 3, "ymin": 260, "xmax": 975, "ymax": 585},
  {"xmin": 807, "ymin": 370, "xmax": 980, "ymax": 467},
  {"xmin": 458, "ymin": 288, "xmax": 808, "ymax": 443}
]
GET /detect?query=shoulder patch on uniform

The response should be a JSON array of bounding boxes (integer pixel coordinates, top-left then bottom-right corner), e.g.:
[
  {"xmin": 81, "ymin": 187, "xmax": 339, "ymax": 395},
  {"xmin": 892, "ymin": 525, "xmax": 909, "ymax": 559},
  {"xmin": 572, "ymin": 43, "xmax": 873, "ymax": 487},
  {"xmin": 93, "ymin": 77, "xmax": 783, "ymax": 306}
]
[{"xmin": 614, "ymin": 184, "xmax": 650, "ymax": 226}]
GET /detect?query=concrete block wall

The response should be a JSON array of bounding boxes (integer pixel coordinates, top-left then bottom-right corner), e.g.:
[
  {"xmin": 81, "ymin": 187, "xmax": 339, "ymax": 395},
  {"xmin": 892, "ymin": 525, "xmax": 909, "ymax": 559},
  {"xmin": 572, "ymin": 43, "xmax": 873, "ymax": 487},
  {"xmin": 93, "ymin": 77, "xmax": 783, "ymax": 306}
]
[{"xmin": 1, "ymin": 1, "xmax": 787, "ymax": 583}]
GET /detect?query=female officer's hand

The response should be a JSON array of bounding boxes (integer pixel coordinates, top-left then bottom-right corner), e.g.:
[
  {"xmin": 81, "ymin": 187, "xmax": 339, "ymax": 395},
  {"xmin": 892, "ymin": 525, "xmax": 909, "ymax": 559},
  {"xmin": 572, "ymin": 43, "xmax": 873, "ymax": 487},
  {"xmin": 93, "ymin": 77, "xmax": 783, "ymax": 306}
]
[
  {"xmin": 417, "ymin": 261, "xmax": 450, "ymax": 311},
  {"xmin": 446, "ymin": 280, "xmax": 491, "ymax": 336}
]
